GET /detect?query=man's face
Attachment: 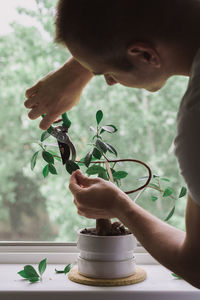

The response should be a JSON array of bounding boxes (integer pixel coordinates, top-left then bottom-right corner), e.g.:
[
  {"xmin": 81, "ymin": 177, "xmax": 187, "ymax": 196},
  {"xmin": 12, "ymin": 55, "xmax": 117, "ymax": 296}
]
[{"xmin": 68, "ymin": 44, "xmax": 167, "ymax": 92}]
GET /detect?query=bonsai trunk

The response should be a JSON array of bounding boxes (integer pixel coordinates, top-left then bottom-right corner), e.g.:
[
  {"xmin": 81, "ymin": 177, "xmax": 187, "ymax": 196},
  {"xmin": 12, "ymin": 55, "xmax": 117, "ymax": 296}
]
[{"xmin": 96, "ymin": 219, "xmax": 112, "ymax": 236}]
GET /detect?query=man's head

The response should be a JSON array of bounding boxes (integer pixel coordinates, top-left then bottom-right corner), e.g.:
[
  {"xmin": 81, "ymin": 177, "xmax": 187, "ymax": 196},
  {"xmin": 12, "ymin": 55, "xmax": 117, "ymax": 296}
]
[{"xmin": 55, "ymin": 0, "xmax": 199, "ymax": 91}]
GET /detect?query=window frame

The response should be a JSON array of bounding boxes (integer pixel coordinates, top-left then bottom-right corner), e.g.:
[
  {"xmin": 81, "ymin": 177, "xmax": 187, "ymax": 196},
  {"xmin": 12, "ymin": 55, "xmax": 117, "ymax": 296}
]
[{"xmin": 0, "ymin": 242, "xmax": 156, "ymax": 265}]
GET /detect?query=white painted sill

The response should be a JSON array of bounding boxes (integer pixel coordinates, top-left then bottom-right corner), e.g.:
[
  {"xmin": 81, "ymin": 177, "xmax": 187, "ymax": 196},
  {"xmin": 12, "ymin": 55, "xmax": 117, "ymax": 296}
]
[{"xmin": 0, "ymin": 243, "xmax": 199, "ymax": 300}]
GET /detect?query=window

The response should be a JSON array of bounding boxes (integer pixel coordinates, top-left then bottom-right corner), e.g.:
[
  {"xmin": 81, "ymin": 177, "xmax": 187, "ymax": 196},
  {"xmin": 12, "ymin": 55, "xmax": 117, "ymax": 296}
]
[{"xmin": 0, "ymin": 0, "xmax": 188, "ymax": 242}]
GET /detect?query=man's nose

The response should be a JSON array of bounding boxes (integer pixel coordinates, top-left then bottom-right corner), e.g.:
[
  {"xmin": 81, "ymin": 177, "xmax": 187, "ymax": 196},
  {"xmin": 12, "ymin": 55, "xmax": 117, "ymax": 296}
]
[{"xmin": 104, "ymin": 75, "xmax": 117, "ymax": 86}]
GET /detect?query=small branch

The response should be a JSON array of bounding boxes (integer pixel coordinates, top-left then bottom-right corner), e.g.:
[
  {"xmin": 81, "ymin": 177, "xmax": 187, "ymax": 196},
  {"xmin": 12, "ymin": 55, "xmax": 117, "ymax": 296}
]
[{"xmin": 105, "ymin": 161, "xmax": 114, "ymax": 183}]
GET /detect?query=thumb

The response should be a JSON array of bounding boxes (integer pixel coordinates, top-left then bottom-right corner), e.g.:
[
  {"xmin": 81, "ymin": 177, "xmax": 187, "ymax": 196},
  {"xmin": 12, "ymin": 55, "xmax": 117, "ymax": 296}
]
[
  {"xmin": 69, "ymin": 171, "xmax": 82, "ymax": 195},
  {"xmin": 74, "ymin": 169, "xmax": 99, "ymax": 187}
]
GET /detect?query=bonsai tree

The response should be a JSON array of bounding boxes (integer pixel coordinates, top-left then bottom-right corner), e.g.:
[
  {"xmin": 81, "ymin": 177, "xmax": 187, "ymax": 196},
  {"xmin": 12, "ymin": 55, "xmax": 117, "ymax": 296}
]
[{"xmin": 31, "ymin": 110, "xmax": 187, "ymax": 236}]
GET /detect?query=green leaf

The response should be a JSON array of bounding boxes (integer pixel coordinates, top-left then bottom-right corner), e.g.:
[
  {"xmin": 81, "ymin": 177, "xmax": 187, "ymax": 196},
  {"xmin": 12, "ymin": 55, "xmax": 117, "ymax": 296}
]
[
  {"xmin": 86, "ymin": 165, "xmax": 105, "ymax": 175},
  {"xmin": 171, "ymin": 273, "xmax": 182, "ymax": 279},
  {"xmin": 64, "ymin": 264, "xmax": 71, "ymax": 274},
  {"xmin": 113, "ymin": 171, "xmax": 128, "ymax": 180},
  {"xmin": 96, "ymin": 110, "xmax": 103, "ymax": 125},
  {"xmin": 100, "ymin": 124, "xmax": 117, "ymax": 134},
  {"xmin": 48, "ymin": 164, "xmax": 57, "ymax": 175},
  {"xmin": 98, "ymin": 171, "xmax": 109, "ymax": 181},
  {"xmin": 95, "ymin": 139, "xmax": 107, "ymax": 153},
  {"xmin": 151, "ymin": 196, "xmax": 158, "ymax": 202},
  {"xmin": 31, "ymin": 151, "xmax": 40, "ymax": 171},
  {"xmin": 84, "ymin": 150, "xmax": 93, "ymax": 167},
  {"xmin": 163, "ymin": 188, "xmax": 173, "ymax": 197},
  {"xmin": 18, "ymin": 270, "xmax": 30, "ymax": 279},
  {"xmin": 164, "ymin": 206, "xmax": 175, "ymax": 221},
  {"xmin": 24, "ymin": 265, "xmax": 39, "ymax": 278},
  {"xmin": 92, "ymin": 135, "xmax": 102, "ymax": 140},
  {"xmin": 29, "ymin": 277, "xmax": 40, "ymax": 283},
  {"xmin": 43, "ymin": 165, "xmax": 49, "ymax": 178},
  {"xmin": 55, "ymin": 269, "xmax": 65, "ymax": 274},
  {"xmin": 92, "ymin": 147, "xmax": 102, "ymax": 159},
  {"xmin": 101, "ymin": 125, "xmax": 115, "ymax": 133},
  {"xmin": 48, "ymin": 150, "xmax": 62, "ymax": 162},
  {"xmin": 160, "ymin": 177, "xmax": 170, "ymax": 182},
  {"xmin": 55, "ymin": 264, "xmax": 71, "ymax": 274},
  {"xmin": 66, "ymin": 160, "xmax": 80, "ymax": 174},
  {"xmin": 104, "ymin": 142, "xmax": 118, "ymax": 156},
  {"xmin": 42, "ymin": 151, "xmax": 54, "ymax": 164},
  {"xmin": 179, "ymin": 187, "xmax": 187, "ymax": 198},
  {"xmin": 38, "ymin": 258, "xmax": 47, "ymax": 276},
  {"xmin": 40, "ymin": 131, "xmax": 50, "ymax": 142},
  {"xmin": 77, "ymin": 158, "xmax": 86, "ymax": 166}
]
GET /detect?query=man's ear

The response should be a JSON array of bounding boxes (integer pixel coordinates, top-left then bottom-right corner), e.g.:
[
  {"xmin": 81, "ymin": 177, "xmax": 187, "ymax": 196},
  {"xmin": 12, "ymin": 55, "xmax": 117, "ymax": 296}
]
[{"xmin": 127, "ymin": 43, "xmax": 161, "ymax": 68}]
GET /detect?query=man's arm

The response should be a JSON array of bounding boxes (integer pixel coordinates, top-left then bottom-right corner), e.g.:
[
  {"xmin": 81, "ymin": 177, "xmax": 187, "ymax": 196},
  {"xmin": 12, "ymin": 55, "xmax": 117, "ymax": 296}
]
[
  {"xmin": 117, "ymin": 193, "xmax": 200, "ymax": 288},
  {"xmin": 24, "ymin": 57, "xmax": 93, "ymax": 130},
  {"xmin": 69, "ymin": 170, "xmax": 200, "ymax": 289}
]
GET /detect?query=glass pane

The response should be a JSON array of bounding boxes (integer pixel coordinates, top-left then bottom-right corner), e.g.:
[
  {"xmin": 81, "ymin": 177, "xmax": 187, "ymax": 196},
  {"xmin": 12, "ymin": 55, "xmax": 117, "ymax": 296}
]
[{"xmin": 0, "ymin": 0, "xmax": 188, "ymax": 242}]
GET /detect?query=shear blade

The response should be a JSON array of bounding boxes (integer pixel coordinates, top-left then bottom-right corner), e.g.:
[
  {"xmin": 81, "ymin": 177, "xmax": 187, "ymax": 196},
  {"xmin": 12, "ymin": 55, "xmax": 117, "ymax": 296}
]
[{"xmin": 58, "ymin": 141, "xmax": 70, "ymax": 165}]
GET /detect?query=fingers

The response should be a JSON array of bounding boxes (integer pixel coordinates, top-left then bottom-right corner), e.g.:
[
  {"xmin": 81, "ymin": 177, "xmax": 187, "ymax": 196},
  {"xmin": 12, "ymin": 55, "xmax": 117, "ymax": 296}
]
[
  {"xmin": 75, "ymin": 169, "xmax": 100, "ymax": 187},
  {"xmin": 69, "ymin": 172, "xmax": 83, "ymax": 195},
  {"xmin": 24, "ymin": 95, "xmax": 39, "ymax": 108},
  {"xmin": 28, "ymin": 106, "xmax": 46, "ymax": 120},
  {"xmin": 25, "ymin": 83, "xmax": 39, "ymax": 98},
  {"xmin": 39, "ymin": 113, "xmax": 61, "ymax": 130}
]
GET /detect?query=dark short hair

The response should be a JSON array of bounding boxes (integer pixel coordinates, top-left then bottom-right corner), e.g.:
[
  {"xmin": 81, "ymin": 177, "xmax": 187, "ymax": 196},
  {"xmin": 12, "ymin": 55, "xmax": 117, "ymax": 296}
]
[{"xmin": 55, "ymin": 0, "xmax": 190, "ymax": 70}]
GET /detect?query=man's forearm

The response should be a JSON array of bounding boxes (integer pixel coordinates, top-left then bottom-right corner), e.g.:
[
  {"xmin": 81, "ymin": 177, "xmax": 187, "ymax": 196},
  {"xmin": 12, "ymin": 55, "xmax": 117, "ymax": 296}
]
[
  {"xmin": 117, "ymin": 195, "xmax": 185, "ymax": 274},
  {"xmin": 61, "ymin": 57, "xmax": 93, "ymax": 89}
]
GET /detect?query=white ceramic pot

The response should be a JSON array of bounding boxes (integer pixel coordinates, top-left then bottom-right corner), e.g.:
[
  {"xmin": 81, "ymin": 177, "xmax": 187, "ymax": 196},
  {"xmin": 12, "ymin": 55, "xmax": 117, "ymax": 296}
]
[{"xmin": 77, "ymin": 228, "xmax": 137, "ymax": 279}]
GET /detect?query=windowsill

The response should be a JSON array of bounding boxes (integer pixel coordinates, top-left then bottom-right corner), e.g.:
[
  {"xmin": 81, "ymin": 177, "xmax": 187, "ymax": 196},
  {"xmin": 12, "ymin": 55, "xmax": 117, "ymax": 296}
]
[
  {"xmin": 0, "ymin": 245, "xmax": 199, "ymax": 299},
  {"xmin": 0, "ymin": 263, "xmax": 199, "ymax": 300}
]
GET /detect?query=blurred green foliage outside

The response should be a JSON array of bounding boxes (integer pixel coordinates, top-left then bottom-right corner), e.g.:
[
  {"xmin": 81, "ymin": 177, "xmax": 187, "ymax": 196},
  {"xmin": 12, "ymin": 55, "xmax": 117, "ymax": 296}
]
[{"xmin": 0, "ymin": 0, "xmax": 188, "ymax": 241}]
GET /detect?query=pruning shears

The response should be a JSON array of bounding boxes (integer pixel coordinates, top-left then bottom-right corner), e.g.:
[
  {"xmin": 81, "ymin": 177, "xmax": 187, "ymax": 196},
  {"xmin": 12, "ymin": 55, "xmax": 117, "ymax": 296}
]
[{"xmin": 43, "ymin": 113, "xmax": 76, "ymax": 164}]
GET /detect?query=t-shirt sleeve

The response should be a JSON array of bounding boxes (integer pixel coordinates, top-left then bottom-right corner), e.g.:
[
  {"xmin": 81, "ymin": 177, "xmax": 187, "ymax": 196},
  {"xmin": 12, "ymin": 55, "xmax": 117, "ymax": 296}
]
[{"xmin": 174, "ymin": 50, "xmax": 200, "ymax": 206}]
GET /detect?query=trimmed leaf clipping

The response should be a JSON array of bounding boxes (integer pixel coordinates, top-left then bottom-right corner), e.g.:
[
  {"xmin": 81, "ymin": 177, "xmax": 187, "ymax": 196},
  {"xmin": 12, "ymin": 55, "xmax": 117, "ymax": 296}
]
[
  {"xmin": 18, "ymin": 259, "xmax": 47, "ymax": 283},
  {"xmin": 64, "ymin": 264, "xmax": 71, "ymax": 274},
  {"xmin": 66, "ymin": 160, "xmax": 80, "ymax": 174},
  {"xmin": 164, "ymin": 206, "xmax": 175, "ymax": 222},
  {"xmin": 96, "ymin": 110, "xmax": 103, "ymax": 125},
  {"xmin": 18, "ymin": 270, "xmax": 30, "ymax": 279},
  {"xmin": 24, "ymin": 265, "xmax": 39, "ymax": 278},
  {"xmin": 38, "ymin": 258, "xmax": 47, "ymax": 276},
  {"xmin": 31, "ymin": 151, "xmax": 40, "ymax": 171},
  {"xmin": 55, "ymin": 264, "xmax": 71, "ymax": 274}
]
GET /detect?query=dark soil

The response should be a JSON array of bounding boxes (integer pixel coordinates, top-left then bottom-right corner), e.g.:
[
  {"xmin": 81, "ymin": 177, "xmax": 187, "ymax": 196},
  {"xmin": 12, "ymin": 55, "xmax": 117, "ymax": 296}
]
[{"xmin": 81, "ymin": 221, "xmax": 131, "ymax": 236}]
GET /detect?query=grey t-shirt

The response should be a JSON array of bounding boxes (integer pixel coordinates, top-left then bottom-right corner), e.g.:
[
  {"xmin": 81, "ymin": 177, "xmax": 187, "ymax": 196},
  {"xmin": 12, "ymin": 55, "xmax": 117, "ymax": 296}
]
[{"xmin": 174, "ymin": 49, "xmax": 200, "ymax": 206}]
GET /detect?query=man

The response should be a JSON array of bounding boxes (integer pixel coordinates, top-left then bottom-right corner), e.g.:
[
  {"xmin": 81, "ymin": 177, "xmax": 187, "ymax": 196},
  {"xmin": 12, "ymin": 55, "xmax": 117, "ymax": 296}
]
[{"xmin": 24, "ymin": 0, "xmax": 200, "ymax": 288}]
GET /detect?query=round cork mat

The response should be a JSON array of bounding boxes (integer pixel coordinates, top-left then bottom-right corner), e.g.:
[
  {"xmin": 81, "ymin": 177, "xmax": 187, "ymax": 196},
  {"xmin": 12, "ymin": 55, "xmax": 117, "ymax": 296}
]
[{"xmin": 68, "ymin": 266, "xmax": 146, "ymax": 286}]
